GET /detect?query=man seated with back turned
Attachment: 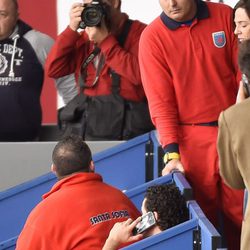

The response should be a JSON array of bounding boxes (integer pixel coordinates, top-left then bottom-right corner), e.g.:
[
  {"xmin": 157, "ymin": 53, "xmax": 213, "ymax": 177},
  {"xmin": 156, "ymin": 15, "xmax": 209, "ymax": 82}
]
[{"xmin": 16, "ymin": 134, "xmax": 141, "ymax": 250}]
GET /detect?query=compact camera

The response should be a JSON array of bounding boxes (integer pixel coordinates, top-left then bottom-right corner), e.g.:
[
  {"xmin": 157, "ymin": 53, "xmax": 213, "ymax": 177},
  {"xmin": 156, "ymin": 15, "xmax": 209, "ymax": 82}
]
[
  {"xmin": 132, "ymin": 212, "xmax": 157, "ymax": 235},
  {"xmin": 79, "ymin": 0, "xmax": 106, "ymax": 29},
  {"xmin": 242, "ymin": 74, "xmax": 250, "ymax": 98}
]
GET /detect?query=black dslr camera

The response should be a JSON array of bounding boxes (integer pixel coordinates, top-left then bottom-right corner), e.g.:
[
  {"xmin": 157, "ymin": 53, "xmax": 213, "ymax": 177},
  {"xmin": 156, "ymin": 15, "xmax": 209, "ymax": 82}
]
[{"xmin": 79, "ymin": 0, "xmax": 107, "ymax": 29}]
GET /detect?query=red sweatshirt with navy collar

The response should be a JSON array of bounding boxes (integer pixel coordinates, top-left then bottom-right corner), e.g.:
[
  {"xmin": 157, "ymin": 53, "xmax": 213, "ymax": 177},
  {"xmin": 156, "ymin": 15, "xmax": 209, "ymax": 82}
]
[{"xmin": 139, "ymin": 1, "xmax": 240, "ymax": 150}]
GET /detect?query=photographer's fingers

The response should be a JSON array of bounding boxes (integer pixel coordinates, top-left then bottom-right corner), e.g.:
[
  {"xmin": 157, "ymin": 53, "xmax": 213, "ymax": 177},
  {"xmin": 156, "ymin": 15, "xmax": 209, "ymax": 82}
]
[{"xmin": 69, "ymin": 3, "xmax": 84, "ymax": 31}]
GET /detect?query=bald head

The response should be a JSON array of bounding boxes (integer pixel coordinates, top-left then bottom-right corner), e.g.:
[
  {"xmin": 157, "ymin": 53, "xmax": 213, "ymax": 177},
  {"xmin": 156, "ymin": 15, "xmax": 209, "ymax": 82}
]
[
  {"xmin": 0, "ymin": 0, "xmax": 19, "ymax": 40},
  {"xmin": 52, "ymin": 135, "xmax": 93, "ymax": 178}
]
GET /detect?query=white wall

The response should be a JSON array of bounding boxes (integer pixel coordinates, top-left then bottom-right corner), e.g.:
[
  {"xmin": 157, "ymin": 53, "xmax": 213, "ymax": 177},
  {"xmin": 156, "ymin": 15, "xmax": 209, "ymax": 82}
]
[
  {"xmin": 57, "ymin": 0, "xmax": 239, "ymax": 33},
  {"xmin": 121, "ymin": 0, "xmax": 239, "ymax": 23},
  {"xmin": 57, "ymin": 0, "xmax": 162, "ymax": 33},
  {"xmin": 211, "ymin": 0, "xmax": 238, "ymax": 6}
]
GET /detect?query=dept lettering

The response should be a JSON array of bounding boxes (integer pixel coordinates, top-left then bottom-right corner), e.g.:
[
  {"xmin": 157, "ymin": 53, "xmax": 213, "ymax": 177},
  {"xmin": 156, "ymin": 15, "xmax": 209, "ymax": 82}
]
[
  {"xmin": 1, "ymin": 44, "xmax": 23, "ymax": 58},
  {"xmin": 0, "ymin": 44, "xmax": 23, "ymax": 77}
]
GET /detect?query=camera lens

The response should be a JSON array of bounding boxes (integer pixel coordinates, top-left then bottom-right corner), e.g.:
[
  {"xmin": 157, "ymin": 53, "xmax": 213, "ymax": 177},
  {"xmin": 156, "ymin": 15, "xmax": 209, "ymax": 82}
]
[{"xmin": 81, "ymin": 6, "xmax": 104, "ymax": 27}]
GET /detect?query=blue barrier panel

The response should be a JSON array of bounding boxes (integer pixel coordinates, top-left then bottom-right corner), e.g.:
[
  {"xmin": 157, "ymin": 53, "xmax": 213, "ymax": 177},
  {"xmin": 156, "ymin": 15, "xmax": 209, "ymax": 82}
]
[
  {"xmin": 173, "ymin": 172, "xmax": 193, "ymax": 200},
  {"xmin": 0, "ymin": 134, "xmax": 152, "ymax": 248},
  {"xmin": 121, "ymin": 218, "xmax": 198, "ymax": 250},
  {"xmin": 0, "ymin": 237, "xmax": 17, "ymax": 250},
  {"xmin": 94, "ymin": 133, "xmax": 151, "ymax": 190},
  {"xmin": 188, "ymin": 200, "xmax": 222, "ymax": 250},
  {"xmin": 0, "ymin": 173, "xmax": 56, "ymax": 244},
  {"xmin": 0, "ymin": 133, "xmax": 196, "ymax": 249},
  {"xmin": 124, "ymin": 172, "xmax": 192, "ymax": 211}
]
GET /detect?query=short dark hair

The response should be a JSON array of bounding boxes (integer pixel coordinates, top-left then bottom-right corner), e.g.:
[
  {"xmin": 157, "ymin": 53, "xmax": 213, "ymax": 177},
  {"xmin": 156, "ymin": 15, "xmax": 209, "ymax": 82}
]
[
  {"xmin": 144, "ymin": 184, "xmax": 189, "ymax": 231},
  {"xmin": 234, "ymin": 0, "xmax": 250, "ymax": 20},
  {"xmin": 238, "ymin": 39, "xmax": 250, "ymax": 78},
  {"xmin": 52, "ymin": 134, "xmax": 92, "ymax": 177}
]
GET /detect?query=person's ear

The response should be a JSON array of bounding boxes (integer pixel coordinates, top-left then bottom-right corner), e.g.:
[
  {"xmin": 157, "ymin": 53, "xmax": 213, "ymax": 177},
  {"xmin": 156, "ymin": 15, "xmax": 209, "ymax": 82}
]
[
  {"xmin": 51, "ymin": 163, "xmax": 56, "ymax": 173},
  {"xmin": 89, "ymin": 160, "xmax": 95, "ymax": 172}
]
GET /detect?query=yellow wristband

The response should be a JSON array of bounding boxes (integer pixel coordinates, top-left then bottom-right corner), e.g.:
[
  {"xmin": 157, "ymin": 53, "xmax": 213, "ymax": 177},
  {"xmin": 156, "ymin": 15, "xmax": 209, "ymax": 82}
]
[{"xmin": 163, "ymin": 152, "xmax": 180, "ymax": 164}]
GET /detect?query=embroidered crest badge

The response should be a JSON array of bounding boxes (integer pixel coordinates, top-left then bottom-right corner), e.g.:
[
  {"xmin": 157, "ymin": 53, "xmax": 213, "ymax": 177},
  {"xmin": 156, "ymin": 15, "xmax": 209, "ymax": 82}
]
[{"xmin": 212, "ymin": 31, "xmax": 226, "ymax": 48}]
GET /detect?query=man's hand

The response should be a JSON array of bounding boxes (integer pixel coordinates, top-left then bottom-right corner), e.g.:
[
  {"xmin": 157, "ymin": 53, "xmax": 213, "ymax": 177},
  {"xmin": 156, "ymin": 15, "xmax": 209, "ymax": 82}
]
[
  {"xmin": 162, "ymin": 159, "xmax": 185, "ymax": 176},
  {"xmin": 69, "ymin": 3, "xmax": 84, "ymax": 31},
  {"xmin": 102, "ymin": 218, "xmax": 143, "ymax": 250}
]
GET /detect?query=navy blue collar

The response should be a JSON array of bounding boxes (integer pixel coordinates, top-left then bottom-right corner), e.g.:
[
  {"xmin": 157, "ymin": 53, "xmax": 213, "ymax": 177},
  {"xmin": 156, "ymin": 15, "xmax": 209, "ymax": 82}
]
[{"xmin": 160, "ymin": 0, "xmax": 209, "ymax": 30}]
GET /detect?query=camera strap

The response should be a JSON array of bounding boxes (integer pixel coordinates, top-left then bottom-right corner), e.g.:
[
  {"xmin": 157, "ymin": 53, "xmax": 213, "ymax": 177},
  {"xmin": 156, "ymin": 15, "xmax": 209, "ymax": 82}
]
[
  {"xmin": 81, "ymin": 46, "xmax": 101, "ymax": 70},
  {"xmin": 80, "ymin": 46, "xmax": 101, "ymax": 90},
  {"xmin": 117, "ymin": 19, "xmax": 133, "ymax": 48},
  {"xmin": 109, "ymin": 19, "xmax": 133, "ymax": 94},
  {"xmin": 80, "ymin": 19, "xmax": 133, "ymax": 92}
]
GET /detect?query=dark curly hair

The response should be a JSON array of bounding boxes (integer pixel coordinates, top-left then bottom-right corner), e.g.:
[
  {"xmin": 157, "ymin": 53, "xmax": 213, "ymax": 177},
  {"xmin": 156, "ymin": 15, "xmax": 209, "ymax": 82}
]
[{"xmin": 144, "ymin": 184, "xmax": 189, "ymax": 231}]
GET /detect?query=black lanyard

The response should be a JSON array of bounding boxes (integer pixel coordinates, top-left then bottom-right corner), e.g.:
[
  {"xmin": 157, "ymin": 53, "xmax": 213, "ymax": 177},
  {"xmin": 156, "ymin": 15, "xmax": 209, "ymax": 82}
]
[{"xmin": 79, "ymin": 46, "xmax": 101, "ymax": 90}]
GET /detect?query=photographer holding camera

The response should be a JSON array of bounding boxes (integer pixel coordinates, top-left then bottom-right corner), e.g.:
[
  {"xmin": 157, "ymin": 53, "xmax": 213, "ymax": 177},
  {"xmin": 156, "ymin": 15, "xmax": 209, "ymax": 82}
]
[{"xmin": 45, "ymin": 0, "xmax": 154, "ymax": 140}]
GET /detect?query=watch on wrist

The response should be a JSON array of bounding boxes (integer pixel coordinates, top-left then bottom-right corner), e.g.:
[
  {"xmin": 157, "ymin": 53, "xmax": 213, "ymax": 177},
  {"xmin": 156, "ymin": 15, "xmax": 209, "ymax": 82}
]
[{"xmin": 163, "ymin": 152, "xmax": 180, "ymax": 164}]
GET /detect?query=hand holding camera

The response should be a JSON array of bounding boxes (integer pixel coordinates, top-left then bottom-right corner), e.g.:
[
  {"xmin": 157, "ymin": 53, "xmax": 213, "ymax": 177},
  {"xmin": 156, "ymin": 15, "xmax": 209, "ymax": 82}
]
[
  {"xmin": 69, "ymin": 3, "xmax": 84, "ymax": 31},
  {"xmin": 69, "ymin": 1, "xmax": 109, "ymax": 44},
  {"xmin": 80, "ymin": 0, "xmax": 106, "ymax": 29}
]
